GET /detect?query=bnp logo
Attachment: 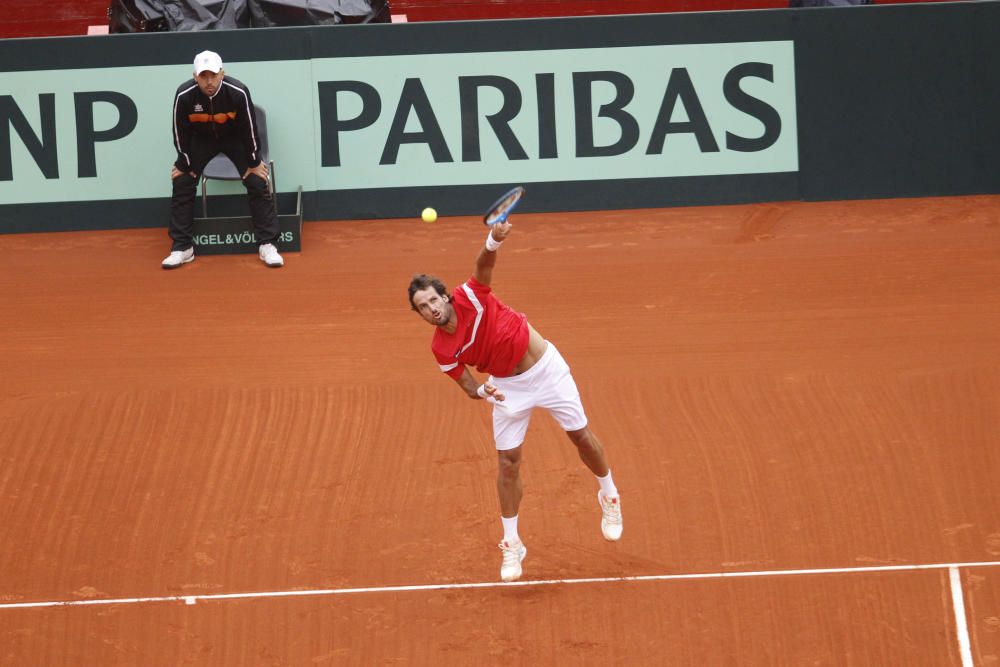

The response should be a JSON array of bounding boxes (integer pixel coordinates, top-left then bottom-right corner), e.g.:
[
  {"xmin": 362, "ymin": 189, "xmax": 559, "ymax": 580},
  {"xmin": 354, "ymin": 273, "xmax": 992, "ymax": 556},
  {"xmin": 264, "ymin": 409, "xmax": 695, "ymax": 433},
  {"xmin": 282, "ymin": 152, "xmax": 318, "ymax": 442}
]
[{"xmin": 1, "ymin": 92, "xmax": 137, "ymax": 181}]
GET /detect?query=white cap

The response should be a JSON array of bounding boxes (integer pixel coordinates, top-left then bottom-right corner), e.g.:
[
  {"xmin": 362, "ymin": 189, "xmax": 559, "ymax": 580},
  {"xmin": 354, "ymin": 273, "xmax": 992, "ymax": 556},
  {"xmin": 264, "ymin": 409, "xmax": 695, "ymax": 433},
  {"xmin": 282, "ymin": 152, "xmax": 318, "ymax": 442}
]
[{"xmin": 193, "ymin": 50, "xmax": 223, "ymax": 75}]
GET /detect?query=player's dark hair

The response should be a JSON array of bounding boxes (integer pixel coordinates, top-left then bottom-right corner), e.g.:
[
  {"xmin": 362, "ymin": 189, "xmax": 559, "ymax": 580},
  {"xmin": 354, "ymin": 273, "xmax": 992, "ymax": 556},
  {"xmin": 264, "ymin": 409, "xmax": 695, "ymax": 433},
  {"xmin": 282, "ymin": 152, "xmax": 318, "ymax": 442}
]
[{"xmin": 408, "ymin": 274, "xmax": 449, "ymax": 311}]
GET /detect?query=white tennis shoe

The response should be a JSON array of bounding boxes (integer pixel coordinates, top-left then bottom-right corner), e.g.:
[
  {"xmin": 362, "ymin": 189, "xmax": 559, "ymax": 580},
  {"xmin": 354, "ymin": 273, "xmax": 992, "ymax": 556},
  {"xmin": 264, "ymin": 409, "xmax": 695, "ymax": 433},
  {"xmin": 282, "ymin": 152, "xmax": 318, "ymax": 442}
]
[
  {"xmin": 259, "ymin": 243, "xmax": 283, "ymax": 268},
  {"xmin": 598, "ymin": 491, "xmax": 623, "ymax": 541},
  {"xmin": 499, "ymin": 540, "xmax": 526, "ymax": 582},
  {"xmin": 161, "ymin": 247, "xmax": 194, "ymax": 269}
]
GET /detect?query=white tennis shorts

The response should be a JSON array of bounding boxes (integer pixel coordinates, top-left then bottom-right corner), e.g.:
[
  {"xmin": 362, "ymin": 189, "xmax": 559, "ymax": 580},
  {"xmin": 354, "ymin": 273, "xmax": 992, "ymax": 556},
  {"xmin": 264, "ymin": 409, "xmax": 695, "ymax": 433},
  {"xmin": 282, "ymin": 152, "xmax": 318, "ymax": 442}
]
[{"xmin": 489, "ymin": 342, "xmax": 588, "ymax": 451}]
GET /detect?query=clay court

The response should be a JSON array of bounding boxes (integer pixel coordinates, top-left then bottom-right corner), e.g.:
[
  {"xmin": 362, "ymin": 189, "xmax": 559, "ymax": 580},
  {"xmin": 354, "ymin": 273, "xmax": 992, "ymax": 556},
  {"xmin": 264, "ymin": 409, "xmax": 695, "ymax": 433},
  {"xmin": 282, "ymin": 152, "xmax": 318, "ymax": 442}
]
[{"xmin": 1, "ymin": 195, "xmax": 998, "ymax": 664}]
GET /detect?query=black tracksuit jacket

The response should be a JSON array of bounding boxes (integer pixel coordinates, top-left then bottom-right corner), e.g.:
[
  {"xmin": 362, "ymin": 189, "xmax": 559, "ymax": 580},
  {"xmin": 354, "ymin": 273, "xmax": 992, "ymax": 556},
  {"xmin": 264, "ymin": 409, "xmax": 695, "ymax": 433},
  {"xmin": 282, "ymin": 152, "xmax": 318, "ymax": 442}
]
[{"xmin": 171, "ymin": 75, "xmax": 262, "ymax": 174}]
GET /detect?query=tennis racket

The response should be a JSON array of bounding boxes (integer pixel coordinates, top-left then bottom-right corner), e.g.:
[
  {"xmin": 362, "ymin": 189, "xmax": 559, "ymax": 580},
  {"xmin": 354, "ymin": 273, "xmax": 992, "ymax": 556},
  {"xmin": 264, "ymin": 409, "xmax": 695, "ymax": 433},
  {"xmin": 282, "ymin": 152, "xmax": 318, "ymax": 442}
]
[{"xmin": 483, "ymin": 186, "xmax": 525, "ymax": 226}]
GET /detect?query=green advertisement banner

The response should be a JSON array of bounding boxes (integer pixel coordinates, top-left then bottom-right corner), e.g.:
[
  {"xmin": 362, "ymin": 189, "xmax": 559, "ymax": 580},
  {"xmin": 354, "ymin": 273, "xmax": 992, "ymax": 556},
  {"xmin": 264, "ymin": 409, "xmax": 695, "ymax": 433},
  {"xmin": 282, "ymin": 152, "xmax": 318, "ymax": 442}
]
[{"xmin": 1, "ymin": 41, "xmax": 795, "ymax": 206}]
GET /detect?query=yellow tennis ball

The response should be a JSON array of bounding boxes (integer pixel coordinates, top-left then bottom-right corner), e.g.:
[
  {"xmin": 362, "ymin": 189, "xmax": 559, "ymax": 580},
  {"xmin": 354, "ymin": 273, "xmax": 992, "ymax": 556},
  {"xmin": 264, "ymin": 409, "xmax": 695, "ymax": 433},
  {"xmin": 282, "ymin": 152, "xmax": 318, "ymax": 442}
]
[{"xmin": 421, "ymin": 207, "xmax": 437, "ymax": 223}]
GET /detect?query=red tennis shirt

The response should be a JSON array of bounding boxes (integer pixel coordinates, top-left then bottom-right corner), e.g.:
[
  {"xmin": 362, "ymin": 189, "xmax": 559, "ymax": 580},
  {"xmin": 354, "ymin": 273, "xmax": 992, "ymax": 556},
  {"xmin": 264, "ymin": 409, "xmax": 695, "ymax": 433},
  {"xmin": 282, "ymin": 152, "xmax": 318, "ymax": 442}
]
[{"xmin": 431, "ymin": 277, "xmax": 529, "ymax": 380}]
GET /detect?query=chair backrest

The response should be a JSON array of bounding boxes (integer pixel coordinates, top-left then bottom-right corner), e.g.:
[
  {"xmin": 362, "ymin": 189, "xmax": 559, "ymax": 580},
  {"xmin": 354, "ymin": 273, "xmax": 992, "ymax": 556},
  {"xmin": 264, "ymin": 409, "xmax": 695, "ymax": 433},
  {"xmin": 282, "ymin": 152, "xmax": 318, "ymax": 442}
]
[
  {"xmin": 202, "ymin": 104, "xmax": 269, "ymax": 180},
  {"xmin": 253, "ymin": 105, "xmax": 269, "ymax": 164}
]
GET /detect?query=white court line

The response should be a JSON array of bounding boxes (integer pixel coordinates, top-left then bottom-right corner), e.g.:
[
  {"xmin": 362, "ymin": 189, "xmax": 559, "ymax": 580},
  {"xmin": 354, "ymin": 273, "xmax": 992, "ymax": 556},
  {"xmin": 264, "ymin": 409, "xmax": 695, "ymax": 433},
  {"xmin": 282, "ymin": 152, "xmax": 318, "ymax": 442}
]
[
  {"xmin": 1, "ymin": 559, "xmax": 998, "ymax": 611},
  {"xmin": 949, "ymin": 567, "xmax": 975, "ymax": 667}
]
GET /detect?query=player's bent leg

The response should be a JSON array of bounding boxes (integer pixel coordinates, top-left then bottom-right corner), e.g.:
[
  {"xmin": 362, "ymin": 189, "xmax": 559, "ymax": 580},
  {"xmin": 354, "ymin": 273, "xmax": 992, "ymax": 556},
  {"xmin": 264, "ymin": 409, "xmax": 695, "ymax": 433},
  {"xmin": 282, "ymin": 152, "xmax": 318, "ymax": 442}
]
[
  {"xmin": 566, "ymin": 427, "xmax": 623, "ymax": 541},
  {"xmin": 566, "ymin": 426, "xmax": 609, "ymax": 477}
]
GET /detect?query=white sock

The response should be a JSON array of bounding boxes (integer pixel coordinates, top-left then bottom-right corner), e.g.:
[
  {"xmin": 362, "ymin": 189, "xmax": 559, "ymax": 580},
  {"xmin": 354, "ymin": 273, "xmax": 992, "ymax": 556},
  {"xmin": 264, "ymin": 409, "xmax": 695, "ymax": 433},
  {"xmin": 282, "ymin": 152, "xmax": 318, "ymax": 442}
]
[
  {"xmin": 596, "ymin": 470, "xmax": 619, "ymax": 498},
  {"xmin": 501, "ymin": 515, "xmax": 520, "ymax": 544}
]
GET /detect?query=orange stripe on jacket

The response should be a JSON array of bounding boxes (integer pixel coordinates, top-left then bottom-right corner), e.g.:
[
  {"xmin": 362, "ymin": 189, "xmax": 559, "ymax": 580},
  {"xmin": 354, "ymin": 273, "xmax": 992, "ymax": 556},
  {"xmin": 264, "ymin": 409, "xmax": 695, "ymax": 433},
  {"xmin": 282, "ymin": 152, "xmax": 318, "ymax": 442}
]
[{"xmin": 188, "ymin": 111, "xmax": 238, "ymax": 124}]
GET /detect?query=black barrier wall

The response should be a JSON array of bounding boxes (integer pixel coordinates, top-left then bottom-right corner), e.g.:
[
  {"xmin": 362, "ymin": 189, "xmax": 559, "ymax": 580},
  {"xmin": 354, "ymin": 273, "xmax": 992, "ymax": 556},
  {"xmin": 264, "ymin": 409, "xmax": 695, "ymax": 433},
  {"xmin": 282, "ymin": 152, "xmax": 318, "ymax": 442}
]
[
  {"xmin": 793, "ymin": 2, "xmax": 1000, "ymax": 200},
  {"xmin": 0, "ymin": 1, "xmax": 997, "ymax": 233}
]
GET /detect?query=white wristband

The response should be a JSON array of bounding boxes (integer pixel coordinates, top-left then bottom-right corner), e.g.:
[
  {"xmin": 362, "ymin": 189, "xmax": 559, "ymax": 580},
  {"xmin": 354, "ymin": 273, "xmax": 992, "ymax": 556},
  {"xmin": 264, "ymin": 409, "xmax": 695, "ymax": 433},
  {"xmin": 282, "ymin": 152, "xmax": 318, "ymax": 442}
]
[
  {"xmin": 485, "ymin": 232, "xmax": 503, "ymax": 252},
  {"xmin": 476, "ymin": 384, "xmax": 489, "ymax": 398}
]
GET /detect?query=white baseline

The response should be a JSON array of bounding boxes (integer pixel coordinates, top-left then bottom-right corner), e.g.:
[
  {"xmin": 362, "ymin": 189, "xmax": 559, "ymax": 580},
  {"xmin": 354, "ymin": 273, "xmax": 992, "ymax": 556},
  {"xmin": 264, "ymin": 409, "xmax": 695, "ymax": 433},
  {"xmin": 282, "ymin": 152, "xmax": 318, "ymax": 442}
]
[{"xmin": 1, "ymin": 559, "xmax": 997, "ymax": 611}]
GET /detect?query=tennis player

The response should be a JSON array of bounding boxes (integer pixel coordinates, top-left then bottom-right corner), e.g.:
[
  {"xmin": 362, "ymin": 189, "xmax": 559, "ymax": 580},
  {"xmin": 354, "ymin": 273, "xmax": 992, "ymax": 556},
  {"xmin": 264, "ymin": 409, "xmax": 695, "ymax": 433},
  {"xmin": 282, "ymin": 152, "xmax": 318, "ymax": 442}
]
[{"xmin": 408, "ymin": 219, "xmax": 623, "ymax": 582}]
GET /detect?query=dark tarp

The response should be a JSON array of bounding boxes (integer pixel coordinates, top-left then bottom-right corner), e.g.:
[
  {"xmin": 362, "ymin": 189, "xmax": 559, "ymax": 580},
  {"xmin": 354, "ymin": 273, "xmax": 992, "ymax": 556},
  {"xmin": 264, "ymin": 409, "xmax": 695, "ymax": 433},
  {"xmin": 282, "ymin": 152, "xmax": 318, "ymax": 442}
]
[
  {"xmin": 788, "ymin": 0, "xmax": 873, "ymax": 6},
  {"xmin": 110, "ymin": 0, "xmax": 387, "ymax": 32}
]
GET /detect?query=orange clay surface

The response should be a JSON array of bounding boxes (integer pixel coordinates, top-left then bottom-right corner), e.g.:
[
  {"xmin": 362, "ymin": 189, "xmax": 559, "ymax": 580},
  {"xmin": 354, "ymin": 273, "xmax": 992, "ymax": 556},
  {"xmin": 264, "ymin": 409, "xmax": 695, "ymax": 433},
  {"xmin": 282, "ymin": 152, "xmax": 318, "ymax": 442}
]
[{"xmin": 1, "ymin": 196, "xmax": 998, "ymax": 664}]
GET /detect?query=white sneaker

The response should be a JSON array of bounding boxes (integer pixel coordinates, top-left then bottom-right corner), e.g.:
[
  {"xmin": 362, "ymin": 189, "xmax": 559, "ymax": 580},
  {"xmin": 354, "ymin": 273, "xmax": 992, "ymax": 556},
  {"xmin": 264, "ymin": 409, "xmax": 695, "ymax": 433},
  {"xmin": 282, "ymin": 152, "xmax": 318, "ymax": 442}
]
[
  {"xmin": 161, "ymin": 247, "xmax": 194, "ymax": 269},
  {"xmin": 598, "ymin": 491, "xmax": 623, "ymax": 541},
  {"xmin": 259, "ymin": 243, "xmax": 283, "ymax": 268},
  {"xmin": 498, "ymin": 540, "xmax": 526, "ymax": 582}
]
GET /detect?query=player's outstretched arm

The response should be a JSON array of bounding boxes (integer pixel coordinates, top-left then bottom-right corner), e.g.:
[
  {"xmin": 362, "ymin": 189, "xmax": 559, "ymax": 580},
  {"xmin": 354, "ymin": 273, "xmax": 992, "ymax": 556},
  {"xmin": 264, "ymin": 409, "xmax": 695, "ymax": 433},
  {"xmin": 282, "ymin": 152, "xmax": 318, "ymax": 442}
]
[{"xmin": 473, "ymin": 221, "xmax": 512, "ymax": 287}]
